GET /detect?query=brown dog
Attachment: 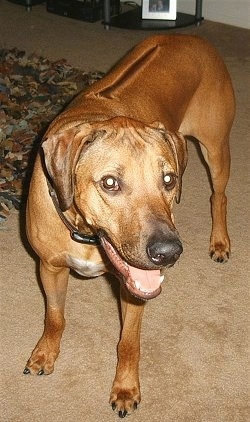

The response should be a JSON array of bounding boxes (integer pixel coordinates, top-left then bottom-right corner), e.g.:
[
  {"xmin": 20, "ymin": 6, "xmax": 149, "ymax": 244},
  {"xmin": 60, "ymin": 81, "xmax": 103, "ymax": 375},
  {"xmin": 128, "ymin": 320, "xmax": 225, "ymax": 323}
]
[{"xmin": 24, "ymin": 35, "xmax": 235, "ymax": 417}]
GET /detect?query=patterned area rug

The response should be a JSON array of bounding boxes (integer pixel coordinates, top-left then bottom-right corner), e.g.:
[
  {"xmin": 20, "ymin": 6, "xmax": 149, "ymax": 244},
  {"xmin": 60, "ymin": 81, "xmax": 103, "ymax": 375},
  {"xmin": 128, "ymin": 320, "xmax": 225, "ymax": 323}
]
[{"xmin": 0, "ymin": 48, "xmax": 104, "ymax": 224}]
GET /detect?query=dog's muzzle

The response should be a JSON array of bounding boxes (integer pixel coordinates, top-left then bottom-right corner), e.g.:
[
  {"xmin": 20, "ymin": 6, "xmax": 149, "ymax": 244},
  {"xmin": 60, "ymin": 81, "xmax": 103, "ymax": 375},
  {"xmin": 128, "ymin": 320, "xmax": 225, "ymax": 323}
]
[{"xmin": 99, "ymin": 232, "xmax": 182, "ymax": 301}]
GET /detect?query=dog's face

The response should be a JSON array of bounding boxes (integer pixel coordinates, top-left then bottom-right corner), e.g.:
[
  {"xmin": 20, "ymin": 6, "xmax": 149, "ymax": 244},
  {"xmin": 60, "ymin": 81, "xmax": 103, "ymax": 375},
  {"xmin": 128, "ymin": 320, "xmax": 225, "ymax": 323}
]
[{"xmin": 42, "ymin": 117, "xmax": 187, "ymax": 299}]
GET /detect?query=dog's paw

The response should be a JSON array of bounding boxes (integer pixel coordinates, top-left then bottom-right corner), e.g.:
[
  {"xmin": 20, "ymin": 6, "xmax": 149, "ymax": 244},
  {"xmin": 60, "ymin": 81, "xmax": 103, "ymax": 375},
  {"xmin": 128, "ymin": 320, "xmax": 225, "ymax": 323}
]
[
  {"xmin": 110, "ymin": 387, "xmax": 140, "ymax": 418},
  {"xmin": 23, "ymin": 344, "xmax": 58, "ymax": 375},
  {"xmin": 209, "ymin": 241, "xmax": 230, "ymax": 263}
]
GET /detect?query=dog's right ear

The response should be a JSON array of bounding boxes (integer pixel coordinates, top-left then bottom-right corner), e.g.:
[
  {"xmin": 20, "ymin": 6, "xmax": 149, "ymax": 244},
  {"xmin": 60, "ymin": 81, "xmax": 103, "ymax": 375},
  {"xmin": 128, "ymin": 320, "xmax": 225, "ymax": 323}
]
[
  {"xmin": 42, "ymin": 124, "xmax": 96, "ymax": 211},
  {"xmin": 166, "ymin": 132, "xmax": 188, "ymax": 204}
]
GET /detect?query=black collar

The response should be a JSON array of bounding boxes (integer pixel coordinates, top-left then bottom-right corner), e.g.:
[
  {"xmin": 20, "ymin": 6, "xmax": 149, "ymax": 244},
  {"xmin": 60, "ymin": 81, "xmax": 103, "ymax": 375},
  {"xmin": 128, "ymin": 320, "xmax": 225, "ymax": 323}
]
[{"xmin": 47, "ymin": 178, "xmax": 100, "ymax": 245}]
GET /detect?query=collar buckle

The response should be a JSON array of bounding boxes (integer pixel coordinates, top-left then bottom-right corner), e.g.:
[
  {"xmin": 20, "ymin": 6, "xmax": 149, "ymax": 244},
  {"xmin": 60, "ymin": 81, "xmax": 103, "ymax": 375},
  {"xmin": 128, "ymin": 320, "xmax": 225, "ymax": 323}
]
[{"xmin": 71, "ymin": 231, "xmax": 100, "ymax": 245}]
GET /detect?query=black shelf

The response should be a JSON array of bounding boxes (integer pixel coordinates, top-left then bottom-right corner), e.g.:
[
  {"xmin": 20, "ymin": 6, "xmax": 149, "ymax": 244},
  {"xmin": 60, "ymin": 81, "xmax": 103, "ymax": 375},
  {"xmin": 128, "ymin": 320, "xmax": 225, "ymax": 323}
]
[{"xmin": 107, "ymin": 6, "xmax": 203, "ymax": 30}]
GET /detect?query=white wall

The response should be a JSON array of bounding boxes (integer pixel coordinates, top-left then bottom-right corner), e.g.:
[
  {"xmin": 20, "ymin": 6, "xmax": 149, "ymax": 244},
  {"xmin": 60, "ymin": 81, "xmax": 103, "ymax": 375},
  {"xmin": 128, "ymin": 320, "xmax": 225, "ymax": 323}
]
[
  {"xmin": 133, "ymin": 0, "xmax": 250, "ymax": 29},
  {"xmin": 177, "ymin": 0, "xmax": 250, "ymax": 29}
]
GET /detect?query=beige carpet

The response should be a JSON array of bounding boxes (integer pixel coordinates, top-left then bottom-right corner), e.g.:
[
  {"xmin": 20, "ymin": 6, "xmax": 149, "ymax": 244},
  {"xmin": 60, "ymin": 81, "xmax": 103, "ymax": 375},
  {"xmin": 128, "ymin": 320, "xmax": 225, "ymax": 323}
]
[{"xmin": 0, "ymin": 2, "xmax": 250, "ymax": 421}]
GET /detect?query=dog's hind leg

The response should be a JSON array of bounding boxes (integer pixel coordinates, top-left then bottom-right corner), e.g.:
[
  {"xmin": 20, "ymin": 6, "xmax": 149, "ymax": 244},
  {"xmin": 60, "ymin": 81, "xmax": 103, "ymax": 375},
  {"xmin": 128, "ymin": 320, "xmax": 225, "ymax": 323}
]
[
  {"xmin": 24, "ymin": 262, "xmax": 69, "ymax": 375},
  {"xmin": 184, "ymin": 73, "xmax": 235, "ymax": 263},
  {"xmin": 110, "ymin": 287, "xmax": 145, "ymax": 418},
  {"xmin": 200, "ymin": 140, "xmax": 231, "ymax": 262}
]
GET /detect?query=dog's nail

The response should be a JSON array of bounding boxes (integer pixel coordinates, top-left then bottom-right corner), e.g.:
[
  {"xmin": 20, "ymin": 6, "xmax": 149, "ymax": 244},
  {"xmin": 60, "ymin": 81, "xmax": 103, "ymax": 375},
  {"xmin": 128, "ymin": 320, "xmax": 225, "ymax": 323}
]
[
  {"xmin": 38, "ymin": 369, "xmax": 44, "ymax": 376},
  {"xmin": 111, "ymin": 402, "xmax": 116, "ymax": 411},
  {"xmin": 23, "ymin": 367, "xmax": 30, "ymax": 375},
  {"xmin": 118, "ymin": 410, "xmax": 127, "ymax": 418},
  {"xmin": 134, "ymin": 402, "xmax": 138, "ymax": 410}
]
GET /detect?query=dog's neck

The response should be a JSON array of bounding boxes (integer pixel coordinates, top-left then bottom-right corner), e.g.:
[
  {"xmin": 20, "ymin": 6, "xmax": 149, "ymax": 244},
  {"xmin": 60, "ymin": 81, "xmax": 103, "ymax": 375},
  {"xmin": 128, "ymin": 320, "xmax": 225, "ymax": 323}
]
[{"xmin": 46, "ymin": 177, "xmax": 100, "ymax": 245}]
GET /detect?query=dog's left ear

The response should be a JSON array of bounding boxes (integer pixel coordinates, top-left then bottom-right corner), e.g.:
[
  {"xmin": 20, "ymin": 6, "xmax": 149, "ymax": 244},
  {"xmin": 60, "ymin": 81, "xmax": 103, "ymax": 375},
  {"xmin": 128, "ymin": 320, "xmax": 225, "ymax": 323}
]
[
  {"xmin": 151, "ymin": 123, "xmax": 188, "ymax": 203},
  {"xmin": 42, "ymin": 123, "xmax": 98, "ymax": 211}
]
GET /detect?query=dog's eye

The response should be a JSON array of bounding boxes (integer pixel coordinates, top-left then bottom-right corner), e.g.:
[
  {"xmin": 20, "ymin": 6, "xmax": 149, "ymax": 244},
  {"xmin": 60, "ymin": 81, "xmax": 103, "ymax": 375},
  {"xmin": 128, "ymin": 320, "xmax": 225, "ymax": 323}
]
[
  {"xmin": 163, "ymin": 173, "xmax": 176, "ymax": 190},
  {"xmin": 101, "ymin": 176, "xmax": 120, "ymax": 191}
]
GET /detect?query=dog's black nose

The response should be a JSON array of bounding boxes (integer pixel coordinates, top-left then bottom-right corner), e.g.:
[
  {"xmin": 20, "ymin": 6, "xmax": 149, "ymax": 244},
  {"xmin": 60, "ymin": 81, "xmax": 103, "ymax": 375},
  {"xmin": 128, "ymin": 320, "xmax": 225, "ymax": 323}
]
[{"xmin": 147, "ymin": 233, "xmax": 183, "ymax": 266}]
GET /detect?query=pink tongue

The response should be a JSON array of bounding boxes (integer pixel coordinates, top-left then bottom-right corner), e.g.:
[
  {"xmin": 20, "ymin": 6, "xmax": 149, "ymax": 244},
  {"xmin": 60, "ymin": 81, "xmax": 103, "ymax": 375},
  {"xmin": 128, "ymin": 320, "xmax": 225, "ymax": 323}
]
[{"xmin": 128, "ymin": 266, "xmax": 162, "ymax": 292}]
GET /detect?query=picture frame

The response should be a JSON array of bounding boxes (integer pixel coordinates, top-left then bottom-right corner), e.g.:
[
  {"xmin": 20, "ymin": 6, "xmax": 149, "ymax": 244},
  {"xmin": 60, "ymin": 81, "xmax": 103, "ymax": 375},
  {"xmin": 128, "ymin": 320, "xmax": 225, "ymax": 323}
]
[{"xmin": 142, "ymin": 0, "xmax": 177, "ymax": 20}]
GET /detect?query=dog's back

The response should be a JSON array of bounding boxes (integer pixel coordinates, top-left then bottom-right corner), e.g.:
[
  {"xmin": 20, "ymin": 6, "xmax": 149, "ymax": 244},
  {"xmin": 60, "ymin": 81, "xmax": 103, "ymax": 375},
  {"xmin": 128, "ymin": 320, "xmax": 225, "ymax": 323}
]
[{"xmin": 50, "ymin": 35, "xmax": 235, "ymax": 136}]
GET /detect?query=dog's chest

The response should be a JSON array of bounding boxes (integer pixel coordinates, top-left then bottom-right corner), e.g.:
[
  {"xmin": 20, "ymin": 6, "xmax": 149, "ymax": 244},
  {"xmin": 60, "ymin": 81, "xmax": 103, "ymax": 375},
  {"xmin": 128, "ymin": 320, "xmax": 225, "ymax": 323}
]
[{"xmin": 67, "ymin": 255, "xmax": 106, "ymax": 278}]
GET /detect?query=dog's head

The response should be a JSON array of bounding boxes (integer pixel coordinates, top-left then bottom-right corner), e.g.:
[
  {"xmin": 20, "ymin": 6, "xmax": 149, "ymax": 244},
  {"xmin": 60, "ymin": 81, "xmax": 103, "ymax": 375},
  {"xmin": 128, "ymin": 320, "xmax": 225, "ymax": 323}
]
[{"xmin": 42, "ymin": 117, "xmax": 187, "ymax": 299}]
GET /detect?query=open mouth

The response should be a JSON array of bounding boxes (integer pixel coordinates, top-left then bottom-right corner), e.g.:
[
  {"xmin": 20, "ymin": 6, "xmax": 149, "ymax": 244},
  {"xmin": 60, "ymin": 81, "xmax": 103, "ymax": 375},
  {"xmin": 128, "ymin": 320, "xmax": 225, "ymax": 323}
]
[{"xmin": 100, "ymin": 235, "xmax": 164, "ymax": 300}]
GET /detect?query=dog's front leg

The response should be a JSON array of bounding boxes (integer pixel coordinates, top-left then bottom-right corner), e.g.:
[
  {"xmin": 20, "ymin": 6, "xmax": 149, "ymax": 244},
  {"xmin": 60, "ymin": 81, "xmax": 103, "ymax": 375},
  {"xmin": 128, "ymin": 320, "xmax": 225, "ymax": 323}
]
[
  {"xmin": 110, "ymin": 286, "xmax": 145, "ymax": 418},
  {"xmin": 24, "ymin": 261, "xmax": 69, "ymax": 375}
]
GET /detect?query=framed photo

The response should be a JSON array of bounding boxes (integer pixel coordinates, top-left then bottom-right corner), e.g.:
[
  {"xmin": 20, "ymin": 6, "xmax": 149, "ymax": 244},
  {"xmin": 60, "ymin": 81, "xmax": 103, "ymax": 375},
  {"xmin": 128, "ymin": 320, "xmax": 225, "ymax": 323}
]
[{"xmin": 142, "ymin": 0, "xmax": 177, "ymax": 20}]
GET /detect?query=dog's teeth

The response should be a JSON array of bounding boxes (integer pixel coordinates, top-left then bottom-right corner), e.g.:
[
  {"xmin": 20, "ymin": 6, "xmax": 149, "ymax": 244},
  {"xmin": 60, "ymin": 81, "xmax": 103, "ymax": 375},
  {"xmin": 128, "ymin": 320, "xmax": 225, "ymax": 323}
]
[
  {"xmin": 134, "ymin": 280, "xmax": 141, "ymax": 290},
  {"xmin": 134, "ymin": 280, "xmax": 151, "ymax": 293},
  {"xmin": 160, "ymin": 275, "xmax": 164, "ymax": 283}
]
